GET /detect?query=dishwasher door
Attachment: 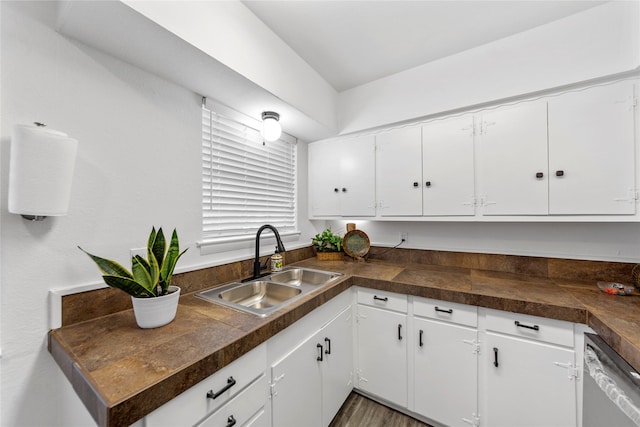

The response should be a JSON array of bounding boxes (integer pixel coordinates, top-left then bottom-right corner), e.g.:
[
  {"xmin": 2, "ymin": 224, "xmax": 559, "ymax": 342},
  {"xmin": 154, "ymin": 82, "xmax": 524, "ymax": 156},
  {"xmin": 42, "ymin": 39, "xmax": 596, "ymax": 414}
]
[{"xmin": 583, "ymin": 333, "xmax": 640, "ymax": 427}]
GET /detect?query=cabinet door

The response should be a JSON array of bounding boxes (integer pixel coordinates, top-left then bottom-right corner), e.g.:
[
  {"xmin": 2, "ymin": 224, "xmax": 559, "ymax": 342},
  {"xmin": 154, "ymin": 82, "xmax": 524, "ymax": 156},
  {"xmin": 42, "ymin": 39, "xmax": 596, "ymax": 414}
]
[
  {"xmin": 478, "ymin": 102, "xmax": 549, "ymax": 215},
  {"xmin": 548, "ymin": 81, "xmax": 636, "ymax": 215},
  {"xmin": 376, "ymin": 127, "xmax": 423, "ymax": 216},
  {"xmin": 309, "ymin": 142, "xmax": 341, "ymax": 216},
  {"xmin": 356, "ymin": 305, "xmax": 407, "ymax": 406},
  {"xmin": 413, "ymin": 318, "xmax": 478, "ymax": 427},
  {"xmin": 422, "ymin": 116, "xmax": 476, "ymax": 216},
  {"xmin": 271, "ymin": 333, "xmax": 323, "ymax": 427},
  {"xmin": 340, "ymin": 135, "xmax": 376, "ymax": 216},
  {"xmin": 322, "ymin": 307, "xmax": 354, "ymax": 426},
  {"xmin": 483, "ymin": 333, "xmax": 577, "ymax": 427}
]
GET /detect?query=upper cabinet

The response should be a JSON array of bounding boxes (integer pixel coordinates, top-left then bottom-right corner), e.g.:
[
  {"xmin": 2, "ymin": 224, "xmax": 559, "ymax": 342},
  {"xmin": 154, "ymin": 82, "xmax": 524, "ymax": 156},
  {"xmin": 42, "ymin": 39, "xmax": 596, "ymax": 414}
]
[
  {"xmin": 308, "ymin": 80, "xmax": 639, "ymax": 221},
  {"xmin": 422, "ymin": 116, "xmax": 476, "ymax": 216},
  {"xmin": 376, "ymin": 127, "xmax": 423, "ymax": 216},
  {"xmin": 547, "ymin": 81, "xmax": 636, "ymax": 215},
  {"xmin": 477, "ymin": 101, "xmax": 549, "ymax": 215},
  {"xmin": 308, "ymin": 135, "xmax": 376, "ymax": 217}
]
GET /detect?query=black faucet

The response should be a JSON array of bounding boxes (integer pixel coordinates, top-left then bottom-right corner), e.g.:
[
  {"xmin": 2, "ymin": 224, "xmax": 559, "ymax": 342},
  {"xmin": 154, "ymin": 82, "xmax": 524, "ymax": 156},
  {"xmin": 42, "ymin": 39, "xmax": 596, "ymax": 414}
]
[{"xmin": 247, "ymin": 224, "xmax": 286, "ymax": 281}]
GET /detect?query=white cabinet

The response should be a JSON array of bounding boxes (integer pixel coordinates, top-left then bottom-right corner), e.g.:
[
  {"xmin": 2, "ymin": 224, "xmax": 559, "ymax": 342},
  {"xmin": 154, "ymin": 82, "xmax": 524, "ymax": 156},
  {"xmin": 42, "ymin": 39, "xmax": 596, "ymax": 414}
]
[
  {"xmin": 356, "ymin": 288, "xmax": 408, "ymax": 407},
  {"xmin": 270, "ymin": 305, "xmax": 353, "ymax": 427},
  {"xmin": 412, "ymin": 298, "xmax": 479, "ymax": 427},
  {"xmin": 145, "ymin": 343, "xmax": 267, "ymax": 427},
  {"xmin": 548, "ymin": 81, "xmax": 637, "ymax": 215},
  {"xmin": 375, "ymin": 117, "xmax": 475, "ymax": 217},
  {"xmin": 422, "ymin": 116, "xmax": 476, "ymax": 216},
  {"xmin": 308, "ymin": 136, "xmax": 376, "ymax": 217},
  {"xmin": 376, "ymin": 127, "xmax": 423, "ymax": 216},
  {"xmin": 478, "ymin": 101, "xmax": 549, "ymax": 215},
  {"xmin": 481, "ymin": 309, "xmax": 577, "ymax": 427}
]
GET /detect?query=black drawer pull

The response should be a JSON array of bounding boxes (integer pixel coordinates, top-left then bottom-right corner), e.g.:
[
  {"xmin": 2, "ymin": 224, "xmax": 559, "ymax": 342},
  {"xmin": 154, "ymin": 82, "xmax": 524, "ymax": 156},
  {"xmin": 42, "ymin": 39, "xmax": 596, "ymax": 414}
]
[
  {"xmin": 419, "ymin": 329, "xmax": 424, "ymax": 347},
  {"xmin": 324, "ymin": 337, "xmax": 331, "ymax": 355},
  {"xmin": 398, "ymin": 324, "xmax": 403, "ymax": 341},
  {"xmin": 373, "ymin": 296, "xmax": 388, "ymax": 302},
  {"xmin": 535, "ymin": 172, "xmax": 544, "ymax": 179},
  {"xmin": 435, "ymin": 306, "xmax": 453, "ymax": 314},
  {"xmin": 555, "ymin": 170, "xmax": 565, "ymax": 177},
  {"xmin": 207, "ymin": 376, "xmax": 236, "ymax": 400},
  {"xmin": 515, "ymin": 320, "xmax": 539, "ymax": 331},
  {"xmin": 413, "ymin": 182, "xmax": 419, "ymax": 187},
  {"xmin": 333, "ymin": 188, "xmax": 339, "ymax": 193},
  {"xmin": 226, "ymin": 415, "xmax": 237, "ymax": 427},
  {"xmin": 425, "ymin": 181, "xmax": 432, "ymax": 187},
  {"xmin": 493, "ymin": 347, "xmax": 499, "ymax": 367},
  {"xmin": 317, "ymin": 343, "xmax": 323, "ymax": 361},
  {"xmin": 342, "ymin": 187, "xmax": 347, "ymax": 192}
]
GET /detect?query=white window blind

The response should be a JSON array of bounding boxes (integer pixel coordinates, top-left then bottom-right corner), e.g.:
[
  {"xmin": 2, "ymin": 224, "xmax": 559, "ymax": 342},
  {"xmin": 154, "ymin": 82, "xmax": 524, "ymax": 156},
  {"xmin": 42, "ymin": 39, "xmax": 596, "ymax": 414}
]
[{"xmin": 202, "ymin": 106, "xmax": 297, "ymax": 243}]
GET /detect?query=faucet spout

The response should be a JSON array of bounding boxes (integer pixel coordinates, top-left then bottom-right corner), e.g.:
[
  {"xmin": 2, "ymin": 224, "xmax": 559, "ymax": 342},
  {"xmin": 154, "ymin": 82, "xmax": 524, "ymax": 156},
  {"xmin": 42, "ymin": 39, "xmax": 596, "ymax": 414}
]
[{"xmin": 251, "ymin": 224, "xmax": 286, "ymax": 280}]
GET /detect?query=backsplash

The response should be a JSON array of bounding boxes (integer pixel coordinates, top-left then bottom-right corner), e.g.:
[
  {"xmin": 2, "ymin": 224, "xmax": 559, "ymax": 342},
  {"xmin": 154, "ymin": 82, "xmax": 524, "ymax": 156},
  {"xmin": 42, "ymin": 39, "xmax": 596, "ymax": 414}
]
[{"xmin": 60, "ymin": 246, "xmax": 637, "ymax": 327}]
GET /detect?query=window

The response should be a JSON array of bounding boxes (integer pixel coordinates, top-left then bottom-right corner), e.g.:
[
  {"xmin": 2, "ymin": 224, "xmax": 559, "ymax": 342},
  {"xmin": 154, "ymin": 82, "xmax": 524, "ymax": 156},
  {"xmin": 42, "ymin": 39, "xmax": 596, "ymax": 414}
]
[{"xmin": 201, "ymin": 105, "xmax": 297, "ymax": 245}]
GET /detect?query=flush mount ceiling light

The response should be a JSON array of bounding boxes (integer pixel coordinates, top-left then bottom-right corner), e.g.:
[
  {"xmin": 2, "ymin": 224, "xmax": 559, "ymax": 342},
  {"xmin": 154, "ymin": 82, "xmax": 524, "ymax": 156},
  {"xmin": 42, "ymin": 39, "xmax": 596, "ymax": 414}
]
[{"xmin": 261, "ymin": 111, "xmax": 282, "ymax": 142}]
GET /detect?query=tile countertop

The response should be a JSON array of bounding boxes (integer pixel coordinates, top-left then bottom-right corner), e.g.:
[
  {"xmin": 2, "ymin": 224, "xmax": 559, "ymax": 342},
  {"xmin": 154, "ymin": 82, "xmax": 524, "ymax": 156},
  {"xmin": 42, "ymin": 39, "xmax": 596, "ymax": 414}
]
[{"xmin": 48, "ymin": 257, "xmax": 640, "ymax": 427}]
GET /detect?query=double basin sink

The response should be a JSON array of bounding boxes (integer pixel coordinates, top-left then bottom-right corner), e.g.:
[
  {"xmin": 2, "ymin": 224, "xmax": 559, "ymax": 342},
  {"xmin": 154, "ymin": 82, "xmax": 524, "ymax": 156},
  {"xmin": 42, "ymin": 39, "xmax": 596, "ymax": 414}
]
[{"xmin": 196, "ymin": 267, "xmax": 343, "ymax": 317}]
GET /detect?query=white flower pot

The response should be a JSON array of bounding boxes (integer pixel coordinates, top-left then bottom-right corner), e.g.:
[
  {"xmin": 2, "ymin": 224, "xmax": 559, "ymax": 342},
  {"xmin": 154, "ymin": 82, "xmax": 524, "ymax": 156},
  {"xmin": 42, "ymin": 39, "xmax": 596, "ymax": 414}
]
[{"xmin": 131, "ymin": 286, "xmax": 181, "ymax": 329}]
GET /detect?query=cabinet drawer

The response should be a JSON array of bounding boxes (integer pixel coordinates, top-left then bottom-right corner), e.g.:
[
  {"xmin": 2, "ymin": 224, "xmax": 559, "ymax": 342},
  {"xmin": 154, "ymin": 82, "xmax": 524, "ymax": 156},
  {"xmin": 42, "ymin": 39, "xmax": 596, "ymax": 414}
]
[
  {"xmin": 145, "ymin": 343, "xmax": 266, "ymax": 427},
  {"xmin": 413, "ymin": 296, "xmax": 477, "ymax": 327},
  {"xmin": 485, "ymin": 310, "xmax": 574, "ymax": 347},
  {"xmin": 197, "ymin": 375, "xmax": 269, "ymax": 427},
  {"xmin": 357, "ymin": 287, "xmax": 407, "ymax": 313}
]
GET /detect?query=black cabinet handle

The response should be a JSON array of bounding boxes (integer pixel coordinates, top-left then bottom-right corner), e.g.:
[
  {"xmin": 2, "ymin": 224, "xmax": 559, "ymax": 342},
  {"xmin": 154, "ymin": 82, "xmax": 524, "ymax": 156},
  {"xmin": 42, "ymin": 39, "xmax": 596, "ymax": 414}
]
[
  {"xmin": 536, "ymin": 172, "xmax": 544, "ymax": 179},
  {"xmin": 373, "ymin": 296, "xmax": 388, "ymax": 302},
  {"xmin": 493, "ymin": 347, "xmax": 499, "ymax": 367},
  {"xmin": 515, "ymin": 320, "xmax": 539, "ymax": 331},
  {"xmin": 398, "ymin": 324, "xmax": 403, "ymax": 340},
  {"xmin": 324, "ymin": 337, "xmax": 331, "ymax": 355},
  {"xmin": 425, "ymin": 181, "xmax": 432, "ymax": 187},
  {"xmin": 555, "ymin": 170, "xmax": 564, "ymax": 177},
  {"xmin": 435, "ymin": 306, "xmax": 453, "ymax": 314},
  {"xmin": 419, "ymin": 329, "xmax": 424, "ymax": 347},
  {"xmin": 333, "ymin": 188, "xmax": 339, "ymax": 193},
  {"xmin": 413, "ymin": 182, "xmax": 419, "ymax": 187},
  {"xmin": 342, "ymin": 188, "xmax": 347, "ymax": 192},
  {"xmin": 317, "ymin": 343, "xmax": 323, "ymax": 361},
  {"xmin": 226, "ymin": 415, "xmax": 237, "ymax": 427},
  {"xmin": 206, "ymin": 376, "xmax": 237, "ymax": 400}
]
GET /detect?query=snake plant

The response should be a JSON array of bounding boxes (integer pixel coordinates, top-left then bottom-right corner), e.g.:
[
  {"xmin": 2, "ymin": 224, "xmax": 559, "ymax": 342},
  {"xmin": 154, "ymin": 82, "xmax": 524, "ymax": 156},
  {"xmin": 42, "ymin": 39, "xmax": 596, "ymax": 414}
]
[{"xmin": 79, "ymin": 227, "xmax": 188, "ymax": 298}]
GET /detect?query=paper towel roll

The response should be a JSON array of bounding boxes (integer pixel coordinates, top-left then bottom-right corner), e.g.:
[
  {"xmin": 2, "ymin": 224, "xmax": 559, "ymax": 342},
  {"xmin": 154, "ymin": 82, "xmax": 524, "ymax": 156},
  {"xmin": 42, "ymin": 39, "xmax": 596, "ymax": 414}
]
[{"xmin": 9, "ymin": 124, "xmax": 78, "ymax": 216}]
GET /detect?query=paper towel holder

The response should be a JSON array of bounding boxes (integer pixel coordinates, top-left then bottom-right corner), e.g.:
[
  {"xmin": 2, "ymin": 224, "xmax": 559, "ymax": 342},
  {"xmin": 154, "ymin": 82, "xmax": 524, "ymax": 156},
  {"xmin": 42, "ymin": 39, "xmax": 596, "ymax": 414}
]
[{"xmin": 9, "ymin": 122, "xmax": 78, "ymax": 222}]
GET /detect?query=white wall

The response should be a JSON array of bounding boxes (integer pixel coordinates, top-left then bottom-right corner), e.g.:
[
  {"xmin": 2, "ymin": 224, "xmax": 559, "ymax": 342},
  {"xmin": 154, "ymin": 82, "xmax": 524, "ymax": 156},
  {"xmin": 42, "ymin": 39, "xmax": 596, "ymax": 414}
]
[
  {"xmin": 0, "ymin": 2, "xmax": 319, "ymax": 425},
  {"xmin": 338, "ymin": 1, "xmax": 640, "ymax": 133},
  {"xmin": 328, "ymin": 220, "xmax": 640, "ymax": 263}
]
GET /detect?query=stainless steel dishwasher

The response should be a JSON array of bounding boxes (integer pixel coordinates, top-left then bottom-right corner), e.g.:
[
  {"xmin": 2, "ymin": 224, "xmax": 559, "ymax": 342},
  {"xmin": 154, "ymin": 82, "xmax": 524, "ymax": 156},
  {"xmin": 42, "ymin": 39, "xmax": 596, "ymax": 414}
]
[{"xmin": 583, "ymin": 333, "xmax": 640, "ymax": 427}]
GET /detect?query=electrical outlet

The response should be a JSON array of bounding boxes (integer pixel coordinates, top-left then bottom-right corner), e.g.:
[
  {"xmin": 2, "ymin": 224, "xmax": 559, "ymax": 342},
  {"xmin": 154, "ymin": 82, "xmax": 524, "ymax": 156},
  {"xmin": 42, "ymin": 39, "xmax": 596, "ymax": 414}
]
[
  {"xmin": 130, "ymin": 248, "xmax": 146, "ymax": 259},
  {"xmin": 399, "ymin": 232, "xmax": 408, "ymax": 242}
]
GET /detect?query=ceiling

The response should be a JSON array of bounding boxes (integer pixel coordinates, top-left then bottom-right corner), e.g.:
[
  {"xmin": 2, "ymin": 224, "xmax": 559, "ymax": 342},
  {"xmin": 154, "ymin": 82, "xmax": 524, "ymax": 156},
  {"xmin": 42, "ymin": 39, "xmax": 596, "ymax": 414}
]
[{"xmin": 243, "ymin": 1, "xmax": 607, "ymax": 92}]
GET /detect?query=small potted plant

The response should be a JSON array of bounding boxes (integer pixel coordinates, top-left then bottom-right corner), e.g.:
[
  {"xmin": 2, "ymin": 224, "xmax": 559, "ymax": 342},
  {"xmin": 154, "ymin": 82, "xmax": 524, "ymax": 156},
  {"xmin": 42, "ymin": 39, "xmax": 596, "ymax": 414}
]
[
  {"xmin": 79, "ymin": 227, "xmax": 188, "ymax": 328},
  {"xmin": 311, "ymin": 228, "xmax": 344, "ymax": 261}
]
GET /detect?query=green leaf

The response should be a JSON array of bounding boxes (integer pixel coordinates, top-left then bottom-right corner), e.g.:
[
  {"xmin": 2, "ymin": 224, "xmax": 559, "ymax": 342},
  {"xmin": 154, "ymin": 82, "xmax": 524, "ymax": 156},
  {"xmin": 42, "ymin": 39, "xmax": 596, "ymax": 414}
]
[
  {"xmin": 132, "ymin": 256, "xmax": 154, "ymax": 295},
  {"xmin": 102, "ymin": 275, "xmax": 155, "ymax": 298},
  {"xmin": 147, "ymin": 247, "xmax": 160, "ymax": 290},
  {"xmin": 159, "ymin": 230, "xmax": 188, "ymax": 292},
  {"xmin": 150, "ymin": 227, "xmax": 166, "ymax": 268},
  {"xmin": 78, "ymin": 246, "xmax": 133, "ymax": 278}
]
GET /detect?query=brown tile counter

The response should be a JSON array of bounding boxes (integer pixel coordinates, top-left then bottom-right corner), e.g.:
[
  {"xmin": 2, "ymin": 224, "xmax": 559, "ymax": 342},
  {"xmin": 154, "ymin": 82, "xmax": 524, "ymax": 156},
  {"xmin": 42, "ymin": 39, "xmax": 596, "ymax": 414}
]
[{"xmin": 48, "ymin": 250, "xmax": 640, "ymax": 427}]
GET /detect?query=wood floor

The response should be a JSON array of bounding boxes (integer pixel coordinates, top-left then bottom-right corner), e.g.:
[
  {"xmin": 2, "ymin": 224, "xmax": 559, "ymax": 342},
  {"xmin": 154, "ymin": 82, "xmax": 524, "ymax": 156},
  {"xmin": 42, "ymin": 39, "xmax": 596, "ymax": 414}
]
[{"xmin": 329, "ymin": 392, "xmax": 432, "ymax": 427}]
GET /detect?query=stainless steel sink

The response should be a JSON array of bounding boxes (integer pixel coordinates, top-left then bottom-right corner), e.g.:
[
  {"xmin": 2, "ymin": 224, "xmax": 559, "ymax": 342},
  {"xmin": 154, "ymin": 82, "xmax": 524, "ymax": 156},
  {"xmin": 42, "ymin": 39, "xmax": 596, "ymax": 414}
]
[
  {"xmin": 196, "ymin": 267, "xmax": 343, "ymax": 317},
  {"xmin": 270, "ymin": 267, "xmax": 341, "ymax": 286},
  {"xmin": 219, "ymin": 281, "xmax": 301, "ymax": 308}
]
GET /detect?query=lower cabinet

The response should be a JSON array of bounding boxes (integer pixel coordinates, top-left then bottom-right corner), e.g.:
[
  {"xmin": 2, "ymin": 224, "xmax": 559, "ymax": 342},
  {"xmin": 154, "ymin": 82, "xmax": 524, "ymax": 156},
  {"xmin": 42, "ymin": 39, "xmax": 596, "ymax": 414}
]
[
  {"xmin": 144, "ymin": 343, "xmax": 267, "ymax": 427},
  {"xmin": 270, "ymin": 303, "xmax": 353, "ymax": 427},
  {"xmin": 355, "ymin": 288, "xmax": 408, "ymax": 407},
  {"xmin": 197, "ymin": 375, "xmax": 269, "ymax": 427},
  {"xmin": 412, "ymin": 298, "xmax": 479, "ymax": 427},
  {"xmin": 481, "ymin": 309, "xmax": 578, "ymax": 427}
]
